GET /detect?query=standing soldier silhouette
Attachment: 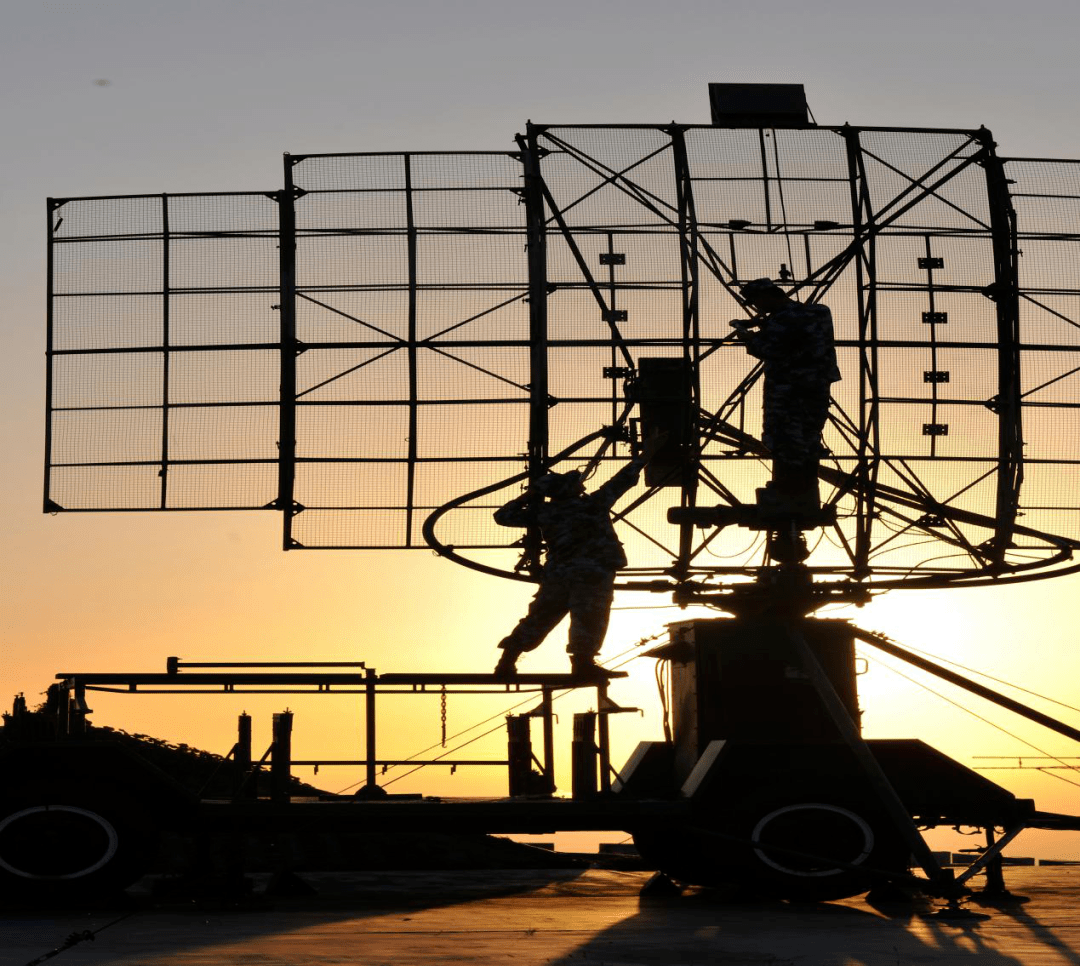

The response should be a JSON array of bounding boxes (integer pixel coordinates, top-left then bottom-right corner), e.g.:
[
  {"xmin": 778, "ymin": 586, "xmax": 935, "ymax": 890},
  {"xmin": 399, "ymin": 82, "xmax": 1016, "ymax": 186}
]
[
  {"xmin": 493, "ymin": 435, "xmax": 664, "ymax": 680},
  {"xmin": 730, "ymin": 278, "xmax": 841, "ymax": 514}
]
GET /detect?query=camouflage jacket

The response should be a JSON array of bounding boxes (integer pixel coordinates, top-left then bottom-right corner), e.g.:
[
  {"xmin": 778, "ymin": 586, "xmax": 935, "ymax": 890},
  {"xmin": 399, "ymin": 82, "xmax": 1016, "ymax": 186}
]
[
  {"xmin": 742, "ymin": 302, "xmax": 841, "ymax": 387},
  {"xmin": 494, "ymin": 458, "xmax": 645, "ymax": 574}
]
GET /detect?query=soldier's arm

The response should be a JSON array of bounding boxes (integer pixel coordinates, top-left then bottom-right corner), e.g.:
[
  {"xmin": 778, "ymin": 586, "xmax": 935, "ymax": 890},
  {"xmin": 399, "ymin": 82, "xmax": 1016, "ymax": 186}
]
[
  {"xmin": 591, "ymin": 458, "xmax": 646, "ymax": 509},
  {"xmin": 729, "ymin": 318, "xmax": 763, "ymax": 355},
  {"xmin": 742, "ymin": 317, "xmax": 788, "ymax": 361},
  {"xmin": 493, "ymin": 491, "xmax": 534, "ymax": 528},
  {"xmin": 590, "ymin": 433, "xmax": 666, "ymax": 508}
]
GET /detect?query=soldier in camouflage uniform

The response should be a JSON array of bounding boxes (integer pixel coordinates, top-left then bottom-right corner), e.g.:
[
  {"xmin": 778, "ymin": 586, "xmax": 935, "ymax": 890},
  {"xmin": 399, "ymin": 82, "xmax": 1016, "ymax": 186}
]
[
  {"xmin": 493, "ymin": 443, "xmax": 660, "ymax": 680},
  {"xmin": 731, "ymin": 279, "xmax": 841, "ymax": 513}
]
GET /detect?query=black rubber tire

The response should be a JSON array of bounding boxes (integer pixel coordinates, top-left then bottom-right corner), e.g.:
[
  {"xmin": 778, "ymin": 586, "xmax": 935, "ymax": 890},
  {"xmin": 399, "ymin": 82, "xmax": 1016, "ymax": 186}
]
[
  {"xmin": 0, "ymin": 783, "xmax": 158, "ymax": 902},
  {"xmin": 633, "ymin": 797, "xmax": 909, "ymax": 901}
]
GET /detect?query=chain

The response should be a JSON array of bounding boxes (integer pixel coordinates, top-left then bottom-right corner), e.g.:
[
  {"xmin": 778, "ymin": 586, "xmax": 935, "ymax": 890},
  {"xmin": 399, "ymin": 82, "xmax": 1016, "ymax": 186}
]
[{"xmin": 440, "ymin": 685, "xmax": 447, "ymax": 748}]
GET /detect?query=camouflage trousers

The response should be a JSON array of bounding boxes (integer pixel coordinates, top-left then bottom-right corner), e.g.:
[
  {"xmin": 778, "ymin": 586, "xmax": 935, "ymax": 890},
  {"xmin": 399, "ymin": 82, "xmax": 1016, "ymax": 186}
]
[
  {"xmin": 497, "ymin": 570, "xmax": 616, "ymax": 658},
  {"xmin": 762, "ymin": 382, "xmax": 831, "ymax": 465}
]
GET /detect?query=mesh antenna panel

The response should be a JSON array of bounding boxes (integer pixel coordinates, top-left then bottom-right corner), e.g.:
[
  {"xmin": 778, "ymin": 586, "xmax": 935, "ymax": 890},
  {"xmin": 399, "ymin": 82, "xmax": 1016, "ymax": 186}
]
[{"xmin": 45, "ymin": 123, "xmax": 1080, "ymax": 594}]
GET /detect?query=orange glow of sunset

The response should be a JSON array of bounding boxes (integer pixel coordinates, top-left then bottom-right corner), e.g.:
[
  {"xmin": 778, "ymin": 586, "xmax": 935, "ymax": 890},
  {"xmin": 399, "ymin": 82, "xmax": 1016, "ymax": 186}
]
[{"xmin": 7, "ymin": 0, "xmax": 1080, "ymax": 866}]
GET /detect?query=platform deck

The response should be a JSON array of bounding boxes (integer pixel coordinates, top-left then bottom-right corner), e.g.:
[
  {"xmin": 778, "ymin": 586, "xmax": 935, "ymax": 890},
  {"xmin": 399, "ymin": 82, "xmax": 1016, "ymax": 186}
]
[{"xmin": 4, "ymin": 866, "xmax": 1079, "ymax": 965}]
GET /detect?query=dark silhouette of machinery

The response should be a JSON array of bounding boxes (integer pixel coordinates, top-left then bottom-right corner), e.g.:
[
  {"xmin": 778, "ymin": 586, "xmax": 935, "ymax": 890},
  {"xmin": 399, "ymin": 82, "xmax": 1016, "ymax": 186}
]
[{"xmin": 14, "ymin": 84, "xmax": 1080, "ymax": 907}]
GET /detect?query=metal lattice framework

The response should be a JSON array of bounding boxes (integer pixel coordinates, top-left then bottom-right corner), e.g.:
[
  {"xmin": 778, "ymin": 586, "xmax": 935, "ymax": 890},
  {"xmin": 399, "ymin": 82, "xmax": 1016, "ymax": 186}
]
[{"xmin": 44, "ymin": 123, "xmax": 1080, "ymax": 592}]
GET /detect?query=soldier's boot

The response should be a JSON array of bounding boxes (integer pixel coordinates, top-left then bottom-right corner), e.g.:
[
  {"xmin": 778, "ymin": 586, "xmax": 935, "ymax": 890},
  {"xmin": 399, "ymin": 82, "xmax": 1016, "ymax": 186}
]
[
  {"xmin": 494, "ymin": 649, "xmax": 520, "ymax": 680},
  {"xmin": 569, "ymin": 655, "xmax": 628, "ymax": 682}
]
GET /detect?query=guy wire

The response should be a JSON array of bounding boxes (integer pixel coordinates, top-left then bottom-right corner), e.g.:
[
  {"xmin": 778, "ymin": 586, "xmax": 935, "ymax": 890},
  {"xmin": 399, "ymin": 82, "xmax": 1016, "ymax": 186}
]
[
  {"xmin": 375, "ymin": 648, "xmax": 648, "ymax": 790},
  {"xmin": 770, "ymin": 129, "xmax": 797, "ymax": 286},
  {"xmin": 333, "ymin": 634, "xmax": 663, "ymax": 794},
  {"xmin": 866, "ymin": 653, "xmax": 1080, "ymax": 789},
  {"xmin": 891, "ymin": 638, "xmax": 1080, "ymax": 716}
]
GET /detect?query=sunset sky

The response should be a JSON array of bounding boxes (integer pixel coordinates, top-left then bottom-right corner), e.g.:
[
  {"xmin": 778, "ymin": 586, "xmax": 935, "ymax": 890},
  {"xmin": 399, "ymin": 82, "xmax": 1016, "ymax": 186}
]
[{"xmin": 6, "ymin": 0, "xmax": 1080, "ymax": 857}]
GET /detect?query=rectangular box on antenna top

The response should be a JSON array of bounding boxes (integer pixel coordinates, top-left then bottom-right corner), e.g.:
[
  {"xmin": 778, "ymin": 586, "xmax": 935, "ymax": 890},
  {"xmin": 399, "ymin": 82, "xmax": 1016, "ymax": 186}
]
[{"xmin": 709, "ymin": 83, "xmax": 810, "ymax": 127}]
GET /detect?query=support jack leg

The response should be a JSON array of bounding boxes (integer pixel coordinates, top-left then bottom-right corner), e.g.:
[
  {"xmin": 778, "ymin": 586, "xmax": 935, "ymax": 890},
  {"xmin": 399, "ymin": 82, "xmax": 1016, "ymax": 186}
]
[
  {"xmin": 970, "ymin": 854, "xmax": 1030, "ymax": 906},
  {"xmin": 932, "ymin": 895, "xmax": 991, "ymax": 922},
  {"xmin": 929, "ymin": 869, "xmax": 991, "ymax": 921}
]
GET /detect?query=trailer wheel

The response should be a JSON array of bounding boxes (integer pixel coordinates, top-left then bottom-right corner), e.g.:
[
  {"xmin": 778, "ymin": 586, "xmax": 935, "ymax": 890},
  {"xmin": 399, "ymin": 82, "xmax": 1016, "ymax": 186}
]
[
  {"xmin": 0, "ymin": 786, "xmax": 157, "ymax": 901},
  {"xmin": 633, "ymin": 798, "xmax": 908, "ymax": 901}
]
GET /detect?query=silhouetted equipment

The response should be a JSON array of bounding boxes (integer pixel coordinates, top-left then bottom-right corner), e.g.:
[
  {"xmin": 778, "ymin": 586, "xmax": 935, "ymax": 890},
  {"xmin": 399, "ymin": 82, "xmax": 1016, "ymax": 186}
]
[
  {"xmin": 234, "ymin": 712, "xmax": 254, "ymax": 799},
  {"xmin": 270, "ymin": 710, "xmax": 293, "ymax": 803},
  {"xmin": 571, "ymin": 712, "xmax": 599, "ymax": 799},
  {"xmin": 0, "ymin": 737, "xmax": 195, "ymax": 900},
  {"xmin": 507, "ymin": 713, "xmax": 552, "ymax": 797},
  {"xmin": 708, "ymin": 83, "xmax": 811, "ymax": 127},
  {"xmin": 653, "ymin": 619, "xmax": 861, "ymax": 775},
  {"xmin": 23, "ymin": 86, "xmax": 1080, "ymax": 908},
  {"xmin": 628, "ymin": 616, "xmax": 1038, "ymax": 896},
  {"xmin": 632, "ymin": 358, "xmax": 697, "ymax": 488}
]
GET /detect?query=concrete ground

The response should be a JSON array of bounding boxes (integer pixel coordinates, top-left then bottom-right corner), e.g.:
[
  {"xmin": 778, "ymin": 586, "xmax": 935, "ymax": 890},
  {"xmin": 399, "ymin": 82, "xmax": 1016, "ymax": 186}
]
[{"xmin": 3, "ymin": 867, "xmax": 1080, "ymax": 966}]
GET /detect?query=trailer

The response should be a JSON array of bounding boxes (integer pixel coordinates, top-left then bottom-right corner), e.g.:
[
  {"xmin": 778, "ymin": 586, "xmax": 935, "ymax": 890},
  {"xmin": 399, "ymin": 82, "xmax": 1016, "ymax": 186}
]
[{"xmin": 6, "ymin": 613, "xmax": 1080, "ymax": 908}]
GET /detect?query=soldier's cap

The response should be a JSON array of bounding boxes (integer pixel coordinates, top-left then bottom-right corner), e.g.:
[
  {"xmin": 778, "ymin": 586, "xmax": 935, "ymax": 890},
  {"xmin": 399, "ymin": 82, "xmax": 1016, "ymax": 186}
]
[
  {"xmin": 740, "ymin": 278, "xmax": 786, "ymax": 300},
  {"xmin": 532, "ymin": 470, "xmax": 583, "ymax": 497}
]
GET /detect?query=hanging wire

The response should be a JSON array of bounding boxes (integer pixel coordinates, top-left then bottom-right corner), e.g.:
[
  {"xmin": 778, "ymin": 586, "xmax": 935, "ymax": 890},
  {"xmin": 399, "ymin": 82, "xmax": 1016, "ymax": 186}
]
[
  {"xmin": 869, "ymin": 540, "xmax": 957, "ymax": 564},
  {"xmin": 703, "ymin": 528, "xmax": 766, "ymax": 561},
  {"xmin": 379, "ymin": 721, "xmax": 513, "ymax": 790},
  {"xmin": 889, "ymin": 637, "xmax": 1080, "ymax": 716},
  {"xmin": 612, "ymin": 603, "xmax": 683, "ymax": 611},
  {"xmin": 822, "ymin": 526, "xmax": 847, "ymax": 549},
  {"xmin": 333, "ymin": 690, "xmax": 544, "ymax": 795},
  {"xmin": 891, "ymin": 550, "xmax": 979, "ymax": 578},
  {"xmin": 769, "ymin": 129, "xmax": 798, "ymax": 286},
  {"xmin": 655, "ymin": 658, "xmax": 672, "ymax": 743},
  {"xmin": 332, "ymin": 633, "xmax": 665, "ymax": 795},
  {"xmin": 23, "ymin": 910, "xmax": 138, "ymax": 966},
  {"xmin": 865, "ymin": 654, "xmax": 1080, "ymax": 789},
  {"xmin": 375, "ymin": 647, "xmax": 650, "ymax": 791}
]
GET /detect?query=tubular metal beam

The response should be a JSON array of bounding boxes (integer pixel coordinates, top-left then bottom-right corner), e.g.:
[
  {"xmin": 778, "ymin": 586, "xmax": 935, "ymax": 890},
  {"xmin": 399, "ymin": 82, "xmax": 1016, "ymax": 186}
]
[
  {"xmin": 954, "ymin": 823, "xmax": 1027, "ymax": 887},
  {"xmin": 540, "ymin": 687, "xmax": 556, "ymax": 795},
  {"xmin": 844, "ymin": 125, "xmax": 878, "ymax": 577},
  {"xmin": 159, "ymin": 193, "xmax": 171, "ymax": 510},
  {"xmin": 518, "ymin": 127, "xmax": 550, "ymax": 573},
  {"xmin": 784, "ymin": 623, "xmax": 949, "ymax": 888},
  {"xmin": 404, "ymin": 153, "xmax": 419, "ymax": 547},
  {"xmin": 364, "ymin": 668, "xmax": 378, "ymax": 793},
  {"xmin": 853, "ymin": 628, "xmax": 1080, "ymax": 744},
  {"xmin": 669, "ymin": 126, "xmax": 702, "ymax": 569},
  {"xmin": 278, "ymin": 165, "xmax": 299, "ymax": 548},
  {"xmin": 270, "ymin": 710, "xmax": 293, "ymax": 803},
  {"xmin": 235, "ymin": 712, "xmax": 253, "ymax": 799},
  {"xmin": 980, "ymin": 131, "xmax": 1025, "ymax": 565}
]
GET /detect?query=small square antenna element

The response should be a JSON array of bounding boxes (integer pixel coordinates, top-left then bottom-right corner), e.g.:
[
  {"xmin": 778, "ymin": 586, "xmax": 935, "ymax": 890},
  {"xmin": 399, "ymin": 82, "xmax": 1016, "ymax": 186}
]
[{"xmin": 709, "ymin": 83, "xmax": 810, "ymax": 127}]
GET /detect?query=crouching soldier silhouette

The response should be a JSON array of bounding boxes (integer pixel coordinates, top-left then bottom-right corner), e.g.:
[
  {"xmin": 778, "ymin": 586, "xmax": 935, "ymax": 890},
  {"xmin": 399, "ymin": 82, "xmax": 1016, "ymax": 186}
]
[
  {"xmin": 731, "ymin": 278, "xmax": 841, "ymax": 515},
  {"xmin": 493, "ymin": 434, "xmax": 664, "ymax": 681}
]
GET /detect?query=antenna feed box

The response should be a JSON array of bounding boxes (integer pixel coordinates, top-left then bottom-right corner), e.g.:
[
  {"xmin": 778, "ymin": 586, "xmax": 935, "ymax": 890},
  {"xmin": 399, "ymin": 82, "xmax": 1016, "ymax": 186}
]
[{"xmin": 709, "ymin": 83, "xmax": 811, "ymax": 128}]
